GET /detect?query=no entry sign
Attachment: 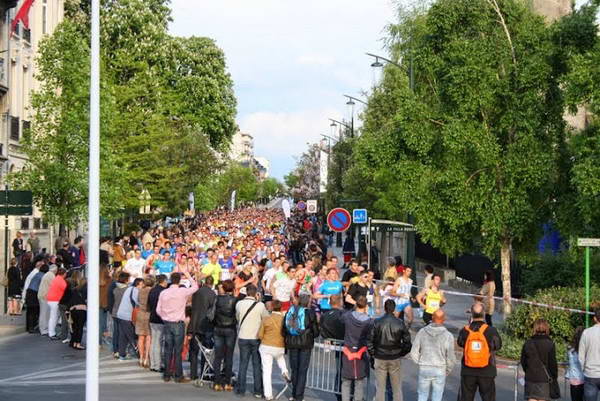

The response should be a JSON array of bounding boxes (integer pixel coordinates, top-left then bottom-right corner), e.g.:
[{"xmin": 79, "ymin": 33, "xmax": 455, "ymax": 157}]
[{"xmin": 327, "ymin": 208, "xmax": 352, "ymax": 232}]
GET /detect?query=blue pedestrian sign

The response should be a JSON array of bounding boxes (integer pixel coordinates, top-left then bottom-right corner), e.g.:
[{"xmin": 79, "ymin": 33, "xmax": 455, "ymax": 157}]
[{"xmin": 353, "ymin": 209, "xmax": 368, "ymax": 224}]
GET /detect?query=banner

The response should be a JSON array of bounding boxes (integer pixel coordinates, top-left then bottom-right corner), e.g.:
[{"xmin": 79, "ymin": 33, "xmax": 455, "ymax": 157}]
[
  {"xmin": 188, "ymin": 192, "xmax": 195, "ymax": 211},
  {"xmin": 230, "ymin": 190, "xmax": 237, "ymax": 211},
  {"xmin": 282, "ymin": 199, "xmax": 291, "ymax": 219},
  {"xmin": 319, "ymin": 149, "xmax": 329, "ymax": 193}
]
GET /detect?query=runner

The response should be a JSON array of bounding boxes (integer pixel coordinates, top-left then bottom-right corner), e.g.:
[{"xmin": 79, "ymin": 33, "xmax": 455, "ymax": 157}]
[
  {"xmin": 392, "ymin": 266, "xmax": 414, "ymax": 326},
  {"xmin": 417, "ymin": 273, "xmax": 446, "ymax": 325}
]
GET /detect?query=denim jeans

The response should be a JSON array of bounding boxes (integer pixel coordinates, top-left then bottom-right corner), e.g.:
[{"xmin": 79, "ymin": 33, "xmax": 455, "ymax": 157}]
[
  {"xmin": 418, "ymin": 366, "xmax": 446, "ymax": 401},
  {"xmin": 112, "ymin": 315, "xmax": 120, "ymax": 353},
  {"xmin": 288, "ymin": 348, "xmax": 312, "ymax": 401},
  {"xmin": 163, "ymin": 321, "xmax": 185, "ymax": 379},
  {"xmin": 375, "ymin": 358, "xmax": 402, "ymax": 401},
  {"xmin": 99, "ymin": 308, "xmax": 108, "ymax": 345},
  {"xmin": 213, "ymin": 327, "xmax": 236, "ymax": 385},
  {"xmin": 584, "ymin": 376, "xmax": 600, "ymax": 401},
  {"xmin": 237, "ymin": 338, "xmax": 263, "ymax": 396},
  {"xmin": 117, "ymin": 318, "xmax": 136, "ymax": 358}
]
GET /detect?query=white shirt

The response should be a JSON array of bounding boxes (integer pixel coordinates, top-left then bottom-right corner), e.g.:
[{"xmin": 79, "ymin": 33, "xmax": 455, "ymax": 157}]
[
  {"xmin": 263, "ymin": 267, "xmax": 278, "ymax": 296},
  {"xmin": 124, "ymin": 258, "xmax": 146, "ymax": 282},
  {"xmin": 273, "ymin": 276, "xmax": 296, "ymax": 302}
]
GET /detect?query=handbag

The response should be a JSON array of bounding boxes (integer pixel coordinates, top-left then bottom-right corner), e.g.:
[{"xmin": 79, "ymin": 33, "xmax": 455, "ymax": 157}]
[
  {"xmin": 531, "ymin": 341, "xmax": 561, "ymax": 399},
  {"xmin": 130, "ymin": 287, "xmax": 139, "ymax": 323}
]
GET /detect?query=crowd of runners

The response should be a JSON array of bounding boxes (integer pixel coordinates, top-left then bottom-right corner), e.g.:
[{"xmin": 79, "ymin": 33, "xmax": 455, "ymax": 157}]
[{"xmin": 4, "ymin": 206, "xmax": 600, "ymax": 401}]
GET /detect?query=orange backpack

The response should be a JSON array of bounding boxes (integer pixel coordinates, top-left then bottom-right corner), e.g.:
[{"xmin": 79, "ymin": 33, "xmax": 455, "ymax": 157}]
[{"xmin": 464, "ymin": 324, "xmax": 490, "ymax": 368}]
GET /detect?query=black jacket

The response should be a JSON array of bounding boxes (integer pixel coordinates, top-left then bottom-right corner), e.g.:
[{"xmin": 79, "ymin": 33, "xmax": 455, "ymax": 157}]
[
  {"xmin": 367, "ymin": 313, "xmax": 412, "ymax": 360},
  {"xmin": 284, "ymin": 307, "xmax": 320, "ymax": 350},
  {"xmin": 213, "ymin": 294, "xmax": 237, "ymax": 329},
  {"xmin": 148, "ymin": 285, "xmax": 167, "ymax": 324},
  {"xmin": 457, "ymin": 320, "xmax": 502, "ymax": 377},
  {"xmin": 520, "ymin": 335, "xmax": 558, "ymax": 383},
  {"xmin": 188, "ymin": 286, "xmax": 216, "ymax": 334},
  {"xmin": 320, "ymin": 309, "xmax": 345, "ymax": 340}
]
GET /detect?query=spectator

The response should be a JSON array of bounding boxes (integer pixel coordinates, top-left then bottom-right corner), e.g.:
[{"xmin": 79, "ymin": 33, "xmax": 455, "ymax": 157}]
[
  {"xmin": 423, "ymin": 265, "xmax": 434, "ymax": 290},
  {"xmin": 566, "ymin": 327, "xmax": 585, "ymax": 401},
  {"xmin": 341, "ymin": 295, "xmax": 372, "ymax": 401},
  {"xmin": 156, "ymin": 271, "xmax": 198, "ymax": 383},
  {"xmin": 520, "ymin": 318, "xmax": 559, "ymax": 401},
  {"xmin": 12, "ymin": 231, "xmax": 24, "ymax": 259},
  {"xmin": 579, "ymin": 308, "xmax": 600, "ymax": 401},
  {"xmin": 68, "ymin": 273, "xmax": 87, "ymax": 350},
  {"xmin": 136, "ymin": 276, "xmax": 154, "ymax": 368},
  {"xmin": 7, "ymin": 258, "xmax": 23, "ymax": 315},
  {"xmin": 109, "ymin": 272, "xmax": 129, "ymax": 358},
  {"xmin": 320, "ymin": 294, "xmax": 345, "ymax": 401},
  {"xmin": 212, "ymin": 279, "xmax": 238, "ymax": 392},
  {"xmin": 24, "ymin": 262, "xmax": 46, "ymax": 333},
  {"xmin": 258, "ymin": 299, "xmax": 290, "ymax": 401},
  {"xmin": 47, "ymin": 268, "xmax": 68, "ymax": 340},
  {"xmin": 477, "ymin": 270, "xmax": 496, "ymax": 326},
  {"xmin": 147, "ymin": 274, "xmax": 168, "ymax": 373},
  {"xmin": 284, "ymin": 293, "xmax": 320, "ymax": 401},
  {"xmin": 37, "ymin": 263, "xmax": 56, "ymax": 335},
  {"xmin": 457, "ymin": 302, "xmax": 502, "ymax": 401},
  {"xmin": 410, "ymin": 308, "xmax": 456, "ymax": 401},
  {"xmin": 188, "ymin": 275, "xmax": 216, "ymax": 381},
  {"xmin": 27, "ymin": 231, "xmax": 40, "ymax": 256},
  {"xmin": 99, "ymin": 265, "xmax": 111, "ymax": 346},
  {"xmin": 236, "ymin": 284, "xmax": 269, "ymax": 397},
  {"xmin": 57, "ymin": 241, "xmax": 74, "ymax": 269},
  {"xmin": 368, "ymin": 299, "xmax": 411, "ymax": 401},
  {"xmin": 116, "ymin": 276, "xmax": 142, "ymax": 361}
]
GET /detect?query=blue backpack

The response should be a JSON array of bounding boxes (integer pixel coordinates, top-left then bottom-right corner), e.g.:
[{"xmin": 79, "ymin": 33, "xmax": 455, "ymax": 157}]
[{"xmin": 285, "ymin": 306, "xmax": 307, "ymax": 336}]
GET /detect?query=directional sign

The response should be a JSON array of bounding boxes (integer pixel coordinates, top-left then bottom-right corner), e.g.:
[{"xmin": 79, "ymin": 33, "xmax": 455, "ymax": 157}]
[
  {"xmin": 327, "ymin": 208, "xmax": 352, "ymax": 233},
  {"xmin": 578, "ymin": 238, "xmax": 600, "ymax": 247},
  {"xmin": 306, "ymin": 200, "xmax": 318, "ymax": 214},
  {"xmin": 353, "ymin": 209, "xmax": 367, "ymax": 224},
  {"xmin": 296, "ymin": 201, "xmax": 306, "ymax": 211},
  {"xmin": 0, "ymin": 190, "xmax": 33, "ymax": 216}
]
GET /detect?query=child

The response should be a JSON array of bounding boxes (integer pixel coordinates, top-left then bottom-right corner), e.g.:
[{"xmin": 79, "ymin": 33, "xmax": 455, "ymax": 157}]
[{"xmin": 566, "ymin": 326, "xmax": 585, "ymax": 401}]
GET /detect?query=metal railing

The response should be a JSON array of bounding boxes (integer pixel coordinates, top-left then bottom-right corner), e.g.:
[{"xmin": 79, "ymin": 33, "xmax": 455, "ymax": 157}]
[{"xmin": 306, "ymin": 338, "xmax": 344, "ymax": 395}]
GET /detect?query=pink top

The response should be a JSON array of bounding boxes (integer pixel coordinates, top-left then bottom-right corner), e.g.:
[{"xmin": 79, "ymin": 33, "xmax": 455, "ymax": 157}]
[
  {"xmin": 156, "ymin": 280, "xmax": 198, "ymax": 322},
  {"xmin": 46, "ymin": 275, "xmax": 67, "ymax": 302}
]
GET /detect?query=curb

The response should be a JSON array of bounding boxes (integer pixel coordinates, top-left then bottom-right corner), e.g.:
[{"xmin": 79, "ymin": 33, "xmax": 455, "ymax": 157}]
[{"xmin": 0, "ymin": 325, "xmax": 26, "ymax": 337}]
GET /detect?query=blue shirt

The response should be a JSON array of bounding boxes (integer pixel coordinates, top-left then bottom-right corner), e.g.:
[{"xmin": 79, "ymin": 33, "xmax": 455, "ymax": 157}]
[
  {"xmin": 219, "ymin": 258, "xmax": 234, "ymax": 270},
  {"xmin": 155, "ymin": 260, "xmax": 175, "ymax": 275},
  {"xmin": 319, "ymin": 280, "xmax": 343, "ymax": 310},
  {"xmin": 141, "ymin": 250, "xmax": 153, "ymax": 259}
]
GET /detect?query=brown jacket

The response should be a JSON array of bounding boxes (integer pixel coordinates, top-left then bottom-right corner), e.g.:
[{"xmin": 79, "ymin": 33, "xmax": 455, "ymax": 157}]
[{"xmin": 258, "ymin": 311, "xmax": 285, "ymax": 348}]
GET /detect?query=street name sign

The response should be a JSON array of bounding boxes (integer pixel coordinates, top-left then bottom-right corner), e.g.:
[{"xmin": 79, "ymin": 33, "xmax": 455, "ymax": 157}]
[{"xmin": 578, "ymin": 238, "xmax": 600, "ymax": 247}]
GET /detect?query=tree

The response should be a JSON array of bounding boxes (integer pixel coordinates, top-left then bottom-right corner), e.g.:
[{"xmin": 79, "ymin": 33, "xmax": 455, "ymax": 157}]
[
  {"xmin": 355, "ymin": 0, "xmax": 567, "ymax": 313},
  {"xmin": 260, "ymin": 177, "xmax": 283, "ymax": 200},
  {"xmin": 287, "ymin": 143, "xmax": 321, "ymax": 200}
]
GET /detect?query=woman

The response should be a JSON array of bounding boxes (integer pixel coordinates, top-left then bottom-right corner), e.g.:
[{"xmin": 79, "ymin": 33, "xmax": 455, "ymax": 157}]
[
  {"xmin": 520, "ymin": 318, "xmax": 559, "ymax": 401},
  {"xmin": 47, "ymin": 267, "xmax": 68, "ymax": 340},
  {"xmin": 136, "ymin": 276, "xmax": 153, "ymax": 368},
  {"xmin": 113, "ymin": 238, "xmax": 126, "ymax": 268},
  {"xmin": 478, "ymin": 270, "xmax": 496, "ymax": 326},
  {"xmin": 69, "ymin": 274, "xmax": 88, "ymax": 350},
  {"xmin": 212, "ymin": 279, "xmax": 238, "ymax": 392},
  {"xmin": 566, "ymin": 327, "xmax": 585, "ymax": 401},
  {"xmin": 99, "ymin": 265, "xmax": 112, "ymax": 346},
  {"xmin": 284, "ymin": 294, "xmax": 319, "ymax": 401},
  {"xmin": 7, "ymin": 258, "xmax": 23, "ymax": 315},
  {"xmin": 258, "ymin": 299, "xmax": 290, "ymax": 401}
]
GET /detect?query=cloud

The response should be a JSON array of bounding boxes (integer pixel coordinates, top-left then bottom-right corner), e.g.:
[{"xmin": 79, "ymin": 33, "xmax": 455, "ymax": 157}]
[{"xmin": 297, "ymin": 54, "xmax": 336, "ymax": 67}]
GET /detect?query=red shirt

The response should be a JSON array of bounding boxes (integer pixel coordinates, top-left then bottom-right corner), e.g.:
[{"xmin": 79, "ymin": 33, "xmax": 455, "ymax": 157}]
[{"xmin": 47, "ymin": 275, "xmax": 67, "ymax": 302}]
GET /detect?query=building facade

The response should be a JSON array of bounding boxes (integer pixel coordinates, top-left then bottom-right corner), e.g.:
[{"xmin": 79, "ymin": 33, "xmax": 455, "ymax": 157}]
[
  {"xmin": 0, "ymin": 0, "xmax": 65, "ymax": 313},
  {"xmin": 229, "ymin": 131, "xmax": 254, "ymax": 165}
]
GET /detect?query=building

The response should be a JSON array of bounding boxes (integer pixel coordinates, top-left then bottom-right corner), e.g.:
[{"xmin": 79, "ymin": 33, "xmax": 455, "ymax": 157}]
[
  {"xmin": 229, "ymin": 130, "xmax": 254, "ymax": 166},
  {"xmin": 254, "ymin": 156, "xmax": 270, "ymax": 179},
  {"xmin": 0, "ymin": 0, "xmax": 65, "ymax": 314}
]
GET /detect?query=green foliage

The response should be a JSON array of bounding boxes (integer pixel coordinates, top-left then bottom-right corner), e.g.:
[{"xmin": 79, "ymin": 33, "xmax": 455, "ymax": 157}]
[
  {"xmin": 497, "ymin": 333, "xmax": 569, "ymax": 362},
  {"xmin": 260, "ymin": 178, "xmax": 284, "ymax": 200},
  {"xmin": 13, "ymin": 0, "xmax": 237, "ymax": 224}
]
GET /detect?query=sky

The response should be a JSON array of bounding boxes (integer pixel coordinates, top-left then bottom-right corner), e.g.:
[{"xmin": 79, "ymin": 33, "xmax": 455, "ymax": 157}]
[{"xmin": 169, "ymin": 0, "xmax": 397, "ymax": 180}]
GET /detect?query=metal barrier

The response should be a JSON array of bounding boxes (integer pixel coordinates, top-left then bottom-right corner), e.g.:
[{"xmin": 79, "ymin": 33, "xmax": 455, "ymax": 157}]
[{"xmin": 306, "ymin": 338, "xmax": 344, "ymax": 395}]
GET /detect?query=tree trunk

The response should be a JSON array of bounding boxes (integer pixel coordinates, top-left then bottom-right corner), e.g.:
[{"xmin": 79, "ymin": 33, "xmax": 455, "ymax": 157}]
[{"xmin": 500, "ymin": 238, "xmax": 512, "ymax": 315}]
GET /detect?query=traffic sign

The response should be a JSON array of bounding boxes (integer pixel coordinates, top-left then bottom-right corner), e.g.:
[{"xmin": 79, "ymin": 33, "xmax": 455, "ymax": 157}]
[
  {"xmin": 296, "ymin": 201, "xmax": 306, "ymax": 211},
  {"xmin": 306, "ymin": 200, "xmax": 317, "ymax": 214},
  {"xmin": 353, "ymin": 209, "xmax": 367, "ymax": 224},
  {"xmin": 327, "ymin": 208, "xmax": 352, "ymax": 232},
  {"xmin": 578, "ymin": 238, "xmax": 600, "ymax": 247}
]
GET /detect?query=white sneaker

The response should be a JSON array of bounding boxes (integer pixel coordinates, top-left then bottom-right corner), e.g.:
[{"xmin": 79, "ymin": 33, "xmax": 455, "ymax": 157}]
[{"xmin": 62, "ymin": 338, "xmax": 70, "ymax": 344}]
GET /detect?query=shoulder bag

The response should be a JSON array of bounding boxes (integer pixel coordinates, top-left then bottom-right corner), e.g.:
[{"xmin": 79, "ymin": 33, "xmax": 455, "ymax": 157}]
[{"xmin": 531, "ymin": 341, "xmax": 560, "ymax": 400}]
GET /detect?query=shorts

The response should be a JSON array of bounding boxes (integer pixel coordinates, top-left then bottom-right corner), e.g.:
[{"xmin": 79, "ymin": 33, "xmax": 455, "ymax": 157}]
[
  {"xmin": 281, "ymin": 301, "xmax": 291, "ymax": 312},
  {"xmin": 395, "ymin": 301, "xmax": 410, "ymax": 313}
]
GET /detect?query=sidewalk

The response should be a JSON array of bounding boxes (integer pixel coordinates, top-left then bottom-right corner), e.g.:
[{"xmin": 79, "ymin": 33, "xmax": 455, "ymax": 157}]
[{"xmin": 0, "ymin": 313, "xmax": 25, "ymax": 337}]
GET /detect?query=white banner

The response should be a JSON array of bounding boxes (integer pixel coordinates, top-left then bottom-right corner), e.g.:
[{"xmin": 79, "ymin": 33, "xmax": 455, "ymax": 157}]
[
  {"xmin": 230, "ymin": 190, "xmax": 237, "ymax": 211},
  {"xmin": 282, "ymin": 199, "xmax": 291, "ymax": 219},
  {"xmin": 188, "ymin": 192, "xmax": 195, "ymax": 211},
  {"xmin": 319, "ymin": 149, "xmax": 329, "ymax": 193}
]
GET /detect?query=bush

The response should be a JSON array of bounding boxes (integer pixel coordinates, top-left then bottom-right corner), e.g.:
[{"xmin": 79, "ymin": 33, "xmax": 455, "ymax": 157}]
[
  {"xmin": 497, "ymin": 332, "xmax": 569, "ymax": 362},
  {"xmin": 123, "ymin": 222, "xmax": 140, "ymax": 235}
]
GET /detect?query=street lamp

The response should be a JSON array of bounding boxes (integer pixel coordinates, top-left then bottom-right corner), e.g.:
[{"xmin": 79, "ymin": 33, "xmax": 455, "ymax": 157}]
[
  {"xmin": 366, "ymin": 51, "xmax": 414, "ymax": 91},
  {"xmin": 344, "ymin": 94, "xmax": 367, "ymax": 106},
  {"xmin": 329, "ymin": 118, "xmax": 352, "ymax": 140}
]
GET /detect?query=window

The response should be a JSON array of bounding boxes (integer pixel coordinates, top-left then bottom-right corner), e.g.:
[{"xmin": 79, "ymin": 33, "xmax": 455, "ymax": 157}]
[
  {"xmin": 9, "ymin": 116, "xmax": 19, "ymax": 141},
  {"xmin": 42, "ymin": 220, "xmax": 49, "ymax": 230},
  {"xmin": 22, "ymin": 121, "xmax": 30, "ymax": 141},
  {"xmin": 20, "ymin": 218, "xmax": 29, "ymax": 230},
  {"xmin": 42, "ymin": 0, "xmax": 47, "ymax": 35},
  {"xmin": 23, "ymin": 28, "xmax": 31, "ymax": 43},
  {"xmin": 33, "ymin": 218, "xmax": 41, "ymax": 229}
]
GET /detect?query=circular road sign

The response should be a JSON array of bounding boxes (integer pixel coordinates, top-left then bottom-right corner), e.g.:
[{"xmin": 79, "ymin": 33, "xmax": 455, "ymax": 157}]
[
  {"xmin": 327, "ymin": 208, "xmax": 352, "ymax": 233},
  {"xmin": 297, "ymin": 201, "xmax": 307, "ymax": 211}
]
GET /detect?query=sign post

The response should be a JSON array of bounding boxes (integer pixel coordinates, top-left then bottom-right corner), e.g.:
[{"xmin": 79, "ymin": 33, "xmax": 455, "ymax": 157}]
[
  {"xmin": 577, "ymin": 238, "xmax": 600, "ymax": 327},
  {"xmin": 327, "ymin": 208, "xmax": 352, "ymax": 233}
]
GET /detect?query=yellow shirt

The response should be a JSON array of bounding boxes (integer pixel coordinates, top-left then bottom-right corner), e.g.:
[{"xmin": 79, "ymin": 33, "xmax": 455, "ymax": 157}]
[
  {"xmin": 425, "ymin": 289, "xmax": 443, "ymax": 314},
  {"xmin": 202, "ymin": 263, "xmax": 222, "ymax": 283}
]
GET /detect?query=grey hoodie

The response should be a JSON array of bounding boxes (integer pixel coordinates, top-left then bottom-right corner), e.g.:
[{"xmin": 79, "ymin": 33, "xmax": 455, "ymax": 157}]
[{"xmin": 410, "ymin": 323, "xmax": 457, "ymax": 375}]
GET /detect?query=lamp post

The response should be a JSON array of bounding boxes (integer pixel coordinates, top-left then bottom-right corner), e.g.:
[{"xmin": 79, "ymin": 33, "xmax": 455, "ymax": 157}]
[
  {"xmin": 343, "ymin": 95, "xmax": 367, "ymax": 139},
  {"xmin": 329, "ymin": 118, "xmax": 352, "ymax": 140}
]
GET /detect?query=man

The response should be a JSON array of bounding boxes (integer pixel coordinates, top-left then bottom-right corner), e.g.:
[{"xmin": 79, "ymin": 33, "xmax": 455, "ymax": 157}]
[
  {"xmin": 345, "ymin": 271, "xmax": 370, "ymax": 310},
  {"xmin": 457, "ymin": 302, "xmax": 502, "ymax": 401},
  {"xmin": 154, "ymin": 251, "xmax": 175, "ymax": 277},
  {"xmin": 71, "ymin": 236, "xmax": 86, "ymax": 269},
  {"xmin": 147, "ymin": 274, "xmax": 168, "ymax": 372},
  {"xmin": 367, "ymin": 299, "xmax": 412, "ymax": 401},
  {"xmin": 341, "ymin": 260, "xmax": 363, "ymax": 289},
  {"xmin": 410, "ymin": 309, "xmax": 456, "ymax": 401},
  {"xmin": 141, "ymin": 242, "xmax": 153, "ymax": 259},
  {"xmin": 579, "ymin": 307, "xmax": 600, "ymax": 400},
  {"xmin": 116, "ymin": 278, "xmax": 144, "ymax": 361},
  {"xmin": 416, "ymin": 273, "xmax": 446, "ymax": 325},
  {"xmin": 316, "ymin": 268, "xmax": 343, "ymax": 312},
  {"xmin": 12, "ymin": 231, "xmax": 24, "ymax": 260},
  {"xmin": 156, "ymin": 272, "xmax": 199, "ymax": 383},
  {"xmin": 262, "ymin": 258, "xmax": 281, "ymax": 302},
  {"xmin": 341, "ymin": 296, "xmax": 372, "ymax": 401},
  {"xmin": 37, "ymin": 264, "xmax": 57, "ymax": 335},
  {"xmin": 423, "ymin": 265, "xmax": 434, "ymax": 290},
  {"xmin": 235, "ymin": 284, "xmax": 269, "ymax": 397},
  {"xmin": 320, "ymin": 295, "xmax": 346, "ymax": 401},
  {"xmin": 27, "ymin": 231, "xmax": 41, "ymax": 256},
  {"xmin": 272, "ymin": 264, "xmax": 297, "ymax": 311},
  {"xmin": 124, "ymin": 249, "xmax": 146, "ymax": 282},
  {"xmin": 188, "ymin": 276, "xmax": 217, "ymax": 381},
  {"xmin": 57, "ymin": 241, "xmax": 74, "ymax": 269},
  {"xmin": 392, "ymin": 266, "xmax": 414, "ymax": 327},
  {"xmin": 200, "ymin": 253, "xmax": 222, "ymax": 284}
]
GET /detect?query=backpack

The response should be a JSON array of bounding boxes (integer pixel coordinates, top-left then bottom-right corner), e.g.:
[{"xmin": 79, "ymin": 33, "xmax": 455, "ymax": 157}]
[
  {"xmin": 464, "ymin": 323, "xmax": 490, "ymax": 368},
  {"xmin": 285, "ymin": 306, "xmax": 307, "ymax": 336}
]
